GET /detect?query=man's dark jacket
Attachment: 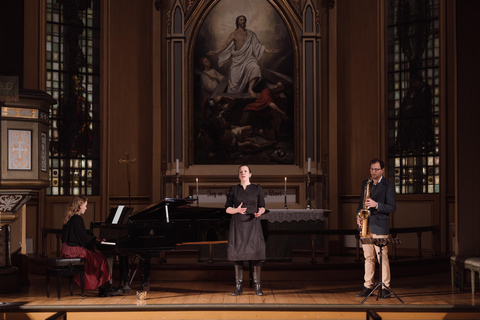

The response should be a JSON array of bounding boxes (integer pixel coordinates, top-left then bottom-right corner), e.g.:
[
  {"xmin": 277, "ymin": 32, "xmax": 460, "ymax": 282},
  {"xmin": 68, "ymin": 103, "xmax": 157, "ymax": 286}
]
[{"xmin": 357, "ymin": 177, "xmax": 396, "ymax": 235}]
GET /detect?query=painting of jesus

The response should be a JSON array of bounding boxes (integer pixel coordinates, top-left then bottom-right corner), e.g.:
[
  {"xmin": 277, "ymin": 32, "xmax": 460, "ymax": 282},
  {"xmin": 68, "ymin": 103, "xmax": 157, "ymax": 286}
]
[{"xmin": 193, "ymin": 0, "xmax": 294, "ymax": 165}]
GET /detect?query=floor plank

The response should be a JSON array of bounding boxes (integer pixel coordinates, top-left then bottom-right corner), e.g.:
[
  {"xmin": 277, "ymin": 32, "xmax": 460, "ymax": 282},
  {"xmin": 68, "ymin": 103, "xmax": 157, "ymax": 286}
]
[{"xmin": 1, "ymin": 271, "xmax": 480, "ymax": 310}]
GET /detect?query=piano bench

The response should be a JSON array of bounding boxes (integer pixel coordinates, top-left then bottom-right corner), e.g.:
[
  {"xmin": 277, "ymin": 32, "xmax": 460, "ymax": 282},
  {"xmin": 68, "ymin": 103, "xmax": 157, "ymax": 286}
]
[{"xmin": 46, "ymin": 257, "xmax": 85, "ymax": 300}]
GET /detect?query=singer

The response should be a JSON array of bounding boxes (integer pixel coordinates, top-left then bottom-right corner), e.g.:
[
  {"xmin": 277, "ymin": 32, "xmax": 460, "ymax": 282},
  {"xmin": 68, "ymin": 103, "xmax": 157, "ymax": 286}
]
[{"xmin": 225, "ymin": 164, "xmax": 266, "ymax": 296}]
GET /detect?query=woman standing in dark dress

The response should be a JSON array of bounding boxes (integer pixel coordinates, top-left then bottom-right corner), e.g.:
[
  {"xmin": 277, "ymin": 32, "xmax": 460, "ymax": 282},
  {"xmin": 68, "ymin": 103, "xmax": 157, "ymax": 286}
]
[
  {"xmin": 61, "ymin": 195, "xmax": 117, "ymax": 296},
  {"xmin": 225, "ymin": 165, "xmax": 266, "ymax": 296}
]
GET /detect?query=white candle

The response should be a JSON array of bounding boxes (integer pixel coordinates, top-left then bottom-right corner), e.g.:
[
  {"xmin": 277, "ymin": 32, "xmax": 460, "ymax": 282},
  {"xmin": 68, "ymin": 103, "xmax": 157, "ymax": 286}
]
[
  {"xmin": 176, "ymin": 159, "xmax": 179, "ymax": 173},
  {"xmin": 308, "ymin": 158, "xmax": 311, "ymax": 173},
  {"xmin": 196, "ymin": 178, "xmax": 199, "ymax": 196},
  {"xmin": 284, "ymin": 177, "xmax": 287, "ymax": 193}
]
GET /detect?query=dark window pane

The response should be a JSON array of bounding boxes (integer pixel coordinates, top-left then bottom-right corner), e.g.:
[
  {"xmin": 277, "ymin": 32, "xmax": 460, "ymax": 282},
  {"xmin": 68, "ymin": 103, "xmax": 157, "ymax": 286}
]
[
  {"xmin": 387, "ymin": 0, "xmax": 440, "ymax": 194},
  {"xmin": 46, "ymin": 0, "xmax": 100, "ymax": 196}
]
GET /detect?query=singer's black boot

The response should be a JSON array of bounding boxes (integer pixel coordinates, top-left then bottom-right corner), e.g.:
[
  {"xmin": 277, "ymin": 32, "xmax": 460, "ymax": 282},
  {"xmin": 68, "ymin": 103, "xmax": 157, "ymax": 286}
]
[
  {"xmin": 253, "ymin": 265, "xmax": 264, "ymax": 296},
  {"xmin": 249, "ymin": 261, "xmax": 254, "ymax": 287},
  {"xmin": 231, "ymin": 264, "xmax": 243, "ymax": 296}
]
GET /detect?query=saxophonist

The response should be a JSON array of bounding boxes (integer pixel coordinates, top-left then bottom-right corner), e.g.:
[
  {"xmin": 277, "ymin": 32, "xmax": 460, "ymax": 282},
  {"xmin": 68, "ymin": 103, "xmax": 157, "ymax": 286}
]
[{"xmin": 355, "ymin": 159, "xmax": 397, "ymax": 298}]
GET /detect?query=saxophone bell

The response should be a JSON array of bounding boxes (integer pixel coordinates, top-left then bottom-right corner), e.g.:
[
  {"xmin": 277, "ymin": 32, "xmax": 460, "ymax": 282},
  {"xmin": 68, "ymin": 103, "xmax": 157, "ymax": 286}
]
[{"xmin": 358, "ymin": 178, "xmax": 372, "ymax": 238}]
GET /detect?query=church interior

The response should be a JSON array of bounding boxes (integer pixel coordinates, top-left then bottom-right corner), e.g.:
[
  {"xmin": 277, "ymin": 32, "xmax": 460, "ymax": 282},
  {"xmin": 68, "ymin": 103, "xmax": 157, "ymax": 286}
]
[{"xmin": 1, "ymin": 0, "xmax": 480, "ymax": 319}]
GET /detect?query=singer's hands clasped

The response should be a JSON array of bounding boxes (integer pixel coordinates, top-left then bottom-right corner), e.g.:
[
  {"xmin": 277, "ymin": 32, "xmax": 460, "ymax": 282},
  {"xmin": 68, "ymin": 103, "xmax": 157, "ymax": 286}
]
[{"xmin": 235, "ymin": 203, "xmax": 264, "ymax": 218}]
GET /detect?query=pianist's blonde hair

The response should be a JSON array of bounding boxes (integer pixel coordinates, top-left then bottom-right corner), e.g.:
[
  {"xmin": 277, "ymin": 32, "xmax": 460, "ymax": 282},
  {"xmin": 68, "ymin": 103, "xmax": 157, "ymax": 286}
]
[{"xmin": 63, "ymin": 195, "xmax": 88, "ymax": 224}]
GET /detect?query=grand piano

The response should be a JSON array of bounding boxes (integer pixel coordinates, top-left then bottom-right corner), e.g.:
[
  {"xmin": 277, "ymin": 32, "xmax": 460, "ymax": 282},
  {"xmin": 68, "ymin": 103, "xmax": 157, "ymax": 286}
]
[{"xmin": 92, "ymin": 197, "xmax": 229, "ymax": 292}]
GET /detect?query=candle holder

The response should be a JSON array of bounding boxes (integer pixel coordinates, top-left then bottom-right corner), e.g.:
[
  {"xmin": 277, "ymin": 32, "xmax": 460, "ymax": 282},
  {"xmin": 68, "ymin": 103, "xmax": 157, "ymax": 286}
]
[
  {"xmin": 284, "ymin": 190, "xmax": 288, "ymax": 210},
  {"xmin": 305, "ymin": 172, "xmax": 312, "ymax": 209},
  {"xmin": 196, "ymin": 178, "xmax": 199, "ymax": 207},
  {"xmin": 175, "ymin": 173, "xmax": 180, "ymax": 198}
]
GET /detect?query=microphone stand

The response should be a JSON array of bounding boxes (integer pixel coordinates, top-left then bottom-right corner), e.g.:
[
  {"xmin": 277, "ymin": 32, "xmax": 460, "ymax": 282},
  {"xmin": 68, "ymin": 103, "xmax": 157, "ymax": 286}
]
[{"xmin": 361, "ymin": 238, "xmax": 404, "ymax": 304}]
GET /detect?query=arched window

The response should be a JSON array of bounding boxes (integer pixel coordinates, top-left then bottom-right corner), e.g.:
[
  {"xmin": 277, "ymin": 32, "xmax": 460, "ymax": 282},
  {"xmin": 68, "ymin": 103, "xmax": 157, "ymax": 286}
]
[
  {"xmin": 387, "ymin": 0, "xmax": 440, "ymax": 194},
  {"xmin": 46, "ymin": 0, "xmax": 100, "ymax": 196}
]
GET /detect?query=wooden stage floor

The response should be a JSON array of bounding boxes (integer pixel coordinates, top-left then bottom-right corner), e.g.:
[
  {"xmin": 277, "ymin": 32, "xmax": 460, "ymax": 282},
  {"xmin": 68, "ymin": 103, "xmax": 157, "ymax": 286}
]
[{"xmin": 1, "ymin": 267, "xmax": 480, "ymax": 320}]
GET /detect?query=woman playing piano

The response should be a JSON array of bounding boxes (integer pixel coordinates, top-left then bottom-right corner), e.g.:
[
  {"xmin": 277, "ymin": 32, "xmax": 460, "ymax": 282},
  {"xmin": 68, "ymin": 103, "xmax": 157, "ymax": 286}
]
[
  {"xmin": 225, "ymin": 165, "xmax": 266, "ymax": 296},
  {"xmin": 61, "ymin": 195, "xmax": 118, "ymax": 297}
]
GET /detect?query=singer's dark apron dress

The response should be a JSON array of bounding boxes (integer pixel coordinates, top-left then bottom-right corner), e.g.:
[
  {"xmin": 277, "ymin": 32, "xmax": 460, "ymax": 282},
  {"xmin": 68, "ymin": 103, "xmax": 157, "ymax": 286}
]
[{"xmin": 225, "ymin": 184, "xmax": 266, "ymax": 261}]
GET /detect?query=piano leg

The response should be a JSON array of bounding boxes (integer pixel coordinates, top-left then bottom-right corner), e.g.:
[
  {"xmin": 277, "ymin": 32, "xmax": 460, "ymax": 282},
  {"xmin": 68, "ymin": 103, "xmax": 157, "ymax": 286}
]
[
  {"xmin": 141, "ymin": 257, "xmax": 151, "ymax": 292},
  {"xmin": 106, "ymin": 256, "xmax": 116, "ymax": 287},
  {"xmin": 119, "ymin": 255, "xmax": 131, "ymax": 294}
]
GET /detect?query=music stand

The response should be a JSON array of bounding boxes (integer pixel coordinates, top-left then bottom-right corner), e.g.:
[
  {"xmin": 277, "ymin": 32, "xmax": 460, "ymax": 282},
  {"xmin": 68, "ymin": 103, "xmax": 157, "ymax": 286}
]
[{"xmin": 360, "ymin": 237, "xmax": 404, "ymax": 304}]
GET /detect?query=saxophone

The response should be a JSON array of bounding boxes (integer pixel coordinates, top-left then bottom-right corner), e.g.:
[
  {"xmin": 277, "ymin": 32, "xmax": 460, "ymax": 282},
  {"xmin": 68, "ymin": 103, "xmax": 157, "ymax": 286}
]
[{"xmin": 357, "ymin": 179, "xmax": 372, "ymax": 238}]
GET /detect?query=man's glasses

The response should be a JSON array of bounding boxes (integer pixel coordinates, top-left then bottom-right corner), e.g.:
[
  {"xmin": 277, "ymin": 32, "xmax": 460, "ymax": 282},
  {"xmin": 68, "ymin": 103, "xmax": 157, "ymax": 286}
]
[{"xmin": 370, "ymin": 168, "xmax": 382, "ymax": 172}]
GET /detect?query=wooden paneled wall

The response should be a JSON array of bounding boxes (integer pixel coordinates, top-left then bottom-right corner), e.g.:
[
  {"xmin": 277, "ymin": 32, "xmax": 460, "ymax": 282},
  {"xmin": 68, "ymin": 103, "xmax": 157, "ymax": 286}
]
[
  {"xmin": 15, "ymin": 0, "xmax": 467, "ymax": 256},
  {"xmin": 105, "ymin": 0, "xmax": 154, "ymax": 202},
  {"xmin": 336, "ymin": 0, "xmax": 382, "ymax": 234},
  {"xmin": 337, "ymin": 0, "xmax": 382, "ymax": 200}
]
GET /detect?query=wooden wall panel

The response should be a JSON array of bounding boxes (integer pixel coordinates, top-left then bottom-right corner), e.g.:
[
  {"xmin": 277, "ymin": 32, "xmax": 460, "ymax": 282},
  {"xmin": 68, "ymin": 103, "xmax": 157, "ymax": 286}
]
[
  {"xmin": 22, "ymin": 0, "xmax": 44, "ymax": 90},
  {"xmin": 340, "ymin": 198, "xmax": 358, "ymax": 231},
  {"xmin": 336, "ymin": 0, "xmax": 381, "ymax": 237},
  {"xmin": 107, "ymin": 0, "xmax": 153, "ymax": 200},
  {"xmin": 447, "ymin": 199, "xmax": 455, "ymax": 253},
  {"xmin": 45, "ymin": 198, "xmax": 99, "ymax": 228},
  {"xmin": 456, "ymin": 0, "xmax": 480, "ymax": 256},
  {"xmin": 394, "ymin": 201, "xmax": 433, "ymax": 250},
  {"xmin": 337, "ymin": 0, "xmax": 380, "ymax": 200}
]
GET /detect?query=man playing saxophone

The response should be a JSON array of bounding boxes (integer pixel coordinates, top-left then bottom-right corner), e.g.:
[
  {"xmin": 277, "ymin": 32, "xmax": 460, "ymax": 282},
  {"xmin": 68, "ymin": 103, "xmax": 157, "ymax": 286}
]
[{"xmin": 355, "ymin": 159, "xmax": 397, "ymax": 299}]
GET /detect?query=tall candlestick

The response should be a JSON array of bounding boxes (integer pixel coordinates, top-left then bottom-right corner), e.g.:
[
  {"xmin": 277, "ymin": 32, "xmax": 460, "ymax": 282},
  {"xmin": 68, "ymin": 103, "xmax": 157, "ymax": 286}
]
[
  {"xmin": 308, "ymin": 157, "xmax": 311, "ymax": 173},
  {"xmin": 196, "ymin": 178, "xmax": 199, "ymax": 206},
  {"xmin": 284, "ymin": 177, "xmax": 288, "ymax": 209},
  {"xmin": 306, "ymin": 171, "xmax": 312, "ymax": 209},
  {"xmin": 284, "ymin": 177, "xmax": 287, "ymax": 193},
  {"xmin": 175, "ymin": 159, "xmax": 180, "ymax": 198},
  {"xmin": 175, "ymin": 172, "xmax": 180, "ymax": 198}
]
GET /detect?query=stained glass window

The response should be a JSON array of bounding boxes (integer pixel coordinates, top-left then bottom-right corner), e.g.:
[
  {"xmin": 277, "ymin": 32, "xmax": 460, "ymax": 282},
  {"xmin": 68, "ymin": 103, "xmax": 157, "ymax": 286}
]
[
  {"xmin": 46, "ymin": 0, "xmax": 100, "ymax": 196},
  {"xmin": 387, "ymin": 0, "xmax": 440, "ymax": 194}
]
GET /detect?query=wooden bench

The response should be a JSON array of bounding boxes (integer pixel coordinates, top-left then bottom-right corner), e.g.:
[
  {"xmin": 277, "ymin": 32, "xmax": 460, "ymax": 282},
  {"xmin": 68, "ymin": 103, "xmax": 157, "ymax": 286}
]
[
  {"xmin": 465, "ymin": 257, "xmax": 480, "ymax": 295},
  {"xmin": 450, "ymin": 255, "xmax": 472, "ymax": 291}
]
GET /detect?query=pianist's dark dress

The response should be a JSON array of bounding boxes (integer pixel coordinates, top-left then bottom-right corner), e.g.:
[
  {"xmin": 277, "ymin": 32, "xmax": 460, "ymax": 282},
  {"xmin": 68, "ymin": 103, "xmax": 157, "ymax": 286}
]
[
  {"xmin": 225, "ymin": 184, "xmax": 266, "ymax": 261},
  {"xmin": 61, "ymin": 214, "xmax": 111, "ymax": 290}
]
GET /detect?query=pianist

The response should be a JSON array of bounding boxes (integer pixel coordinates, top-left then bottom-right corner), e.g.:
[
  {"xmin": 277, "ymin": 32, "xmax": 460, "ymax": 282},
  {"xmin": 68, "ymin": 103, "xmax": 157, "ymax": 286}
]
[
  {"xmin": 225, "ymin": 165, "xmax": 266, "ymax": 296},
  {"xmin": 61, "ymin": 195, "xmax": 119, "ymax": 297}
]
